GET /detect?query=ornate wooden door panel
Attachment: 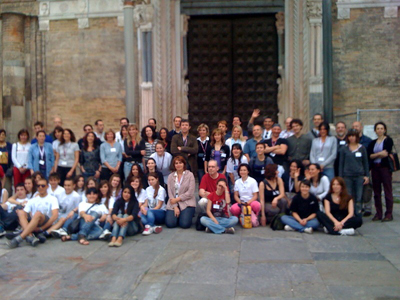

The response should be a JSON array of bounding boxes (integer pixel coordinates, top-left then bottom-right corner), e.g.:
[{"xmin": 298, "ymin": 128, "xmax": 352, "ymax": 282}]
[{"xmin": 187, "ymin": 15, "xmax": 278, "ymax": 131}]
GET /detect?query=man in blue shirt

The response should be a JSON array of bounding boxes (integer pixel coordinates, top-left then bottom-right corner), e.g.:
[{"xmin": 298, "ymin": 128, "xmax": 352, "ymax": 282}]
[
  {"xmin": 31, "ymin": 121, "xmax": 53, "ymax": 144},
  {"xmin": 244, "ymin": 125, "xmax": 263, "ymax": 162}
]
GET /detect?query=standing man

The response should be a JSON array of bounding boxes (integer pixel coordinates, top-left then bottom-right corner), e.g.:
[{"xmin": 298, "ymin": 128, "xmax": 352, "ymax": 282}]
[
  {"xmin": 217, "ymin": 120, "xmax": 230, "ymax": 140},
  {"xmin": 31, "ymin": 121, "xmax": 53, "ymax": 144},
  {"xmin": 306, "ymin": 113, "xmax": 323, "ymax": 140},
  {"xmin": 264, "ymin": 124, "xmax": 288, "ymax": 177},
  {"xmin": 94, "ymin": 119, "xmax": 105, "ymax": 142},
  {"xmin": 226, "ymin": 116, "xmax": 249, "ymax": 139},
  {"xmin": 168, "ymin": 116, "xmax": 182, "ymax": 140},
  {"xmin": 261, "ymin": 117, "xmax": 274, "ymax": 140},
  {"xmin": 334, "ymin": 121, "xmax": 347, "ymax": 176},
  {"xmin": 352, "ymin": 121, "xmax": 372, "ymax": 149},
  {"xmin": 50, "ymin": 117, "xmax": 63, "ymax": 140},
  {"xmin": 279, "ymin": 117, "xmax": 294, "ymax": 139},
  {"xmin": 244, "ymin": 125, "xmax": 263, "ymax": 162},
  {"xmin": 171, "ymin": 119, "xmax": 198, "ymax": 174},
  {"xmin": 286, "ymin": 119, "xmax": 312, "ymax": 167},
  {"xmin": 115, "ymin": 117, "xmax": 130, "ymax": 143}
]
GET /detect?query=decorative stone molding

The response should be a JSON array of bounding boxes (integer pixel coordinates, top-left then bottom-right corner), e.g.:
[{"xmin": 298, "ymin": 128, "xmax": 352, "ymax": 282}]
[
  {"xmin": 37, "ymin": 0, "xmax": 124, "ymax": 30},
  {"xmin": 133, "ymin": 2, "xmax": 154, "ymax": 30},
  {"xmin": 337, "ymin": 0, "xmax": 400, "ymax": 19},
  {"xmin": 275, "ymin": 12, "xmax": 284, "ymax": 35},
  {"xmin": 306, "ymin": 0, "xmax": 322, "ymax": 20}
]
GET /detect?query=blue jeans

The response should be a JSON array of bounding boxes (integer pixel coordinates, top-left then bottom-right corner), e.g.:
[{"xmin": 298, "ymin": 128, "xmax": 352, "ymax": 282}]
[
  {"xmin": 165, "ymin": 207, "xmax": 195, "ymax": 229},
  {"xmin": 197, "ymin": 169, "xmax": 206, "ymax": 183},
  {"xmin": 111, "ymin": 214, "xmax": 139, "ymax": 238},
  {"xmin": 281, "ymin": 215, "xmax": 319, "ymax": 232},
  {"xmin": 200, "ymin": 216, "xmax": 238, "ymax": 234},
  {"xmin": 62, "ymin": 213, "xmax": 78, "ymax": 231},
  {"xmin": 344, "ymin": 176, "xmax": 364, "ymax": 215},
  {"xmin": 82, "ymin": 171, "xmax": 96, "ymax": 182},
  {"xmin": 141, "ymin": 209, "xmax": 166, "ymax": 226},
  {"xmin": 322, "ymin": 168, "xmax": 335, "ymax": 182},
  {"xmin": 71, "ymin": 212, "xmax": 103, "ymax": 240}
]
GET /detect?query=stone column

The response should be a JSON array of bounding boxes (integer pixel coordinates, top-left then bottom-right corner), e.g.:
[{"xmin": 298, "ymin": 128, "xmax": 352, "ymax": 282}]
[{"xmin": 1, "ymin": 13, "xmax": 26, "ymax": 139}]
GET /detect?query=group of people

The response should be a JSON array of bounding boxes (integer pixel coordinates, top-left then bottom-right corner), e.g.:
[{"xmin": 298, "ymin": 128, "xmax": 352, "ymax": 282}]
[{"xmin": 0, "ymin": 110, "xmax": 395, "ymax": 248}]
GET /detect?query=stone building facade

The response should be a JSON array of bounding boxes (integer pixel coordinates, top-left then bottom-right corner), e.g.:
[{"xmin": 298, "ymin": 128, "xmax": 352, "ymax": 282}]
[{"xmin": 0, "ymin": 0, "xmax": 398, "ymax": 140}]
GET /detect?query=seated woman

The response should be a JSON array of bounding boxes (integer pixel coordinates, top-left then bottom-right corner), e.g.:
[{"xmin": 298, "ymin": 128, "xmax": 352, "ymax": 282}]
[
  {"xmin": 282, "ymin": 159, "xmax": 304, "ymax": 196},
  {"xmin": 259, "ymin": 164, "xmax": 287, "ymax": 226},
  {"xmin": 317, "ymin": 177, "xmax": 362, "ymax": 236},
  {"xmin": 144, "ymin": 158, "xmax": 165, "ymax": 187},
  {"xmin": 230, "ymin": 164, "xmax": 260, "ymax": 223},
  {"xmin": 62, "ymin": 187, "xmax": 109, "ymax": 245},
  {"xmin": 165, "ymin": 156, "xmax": 196, "ymax": 229},
  {"xmin": 141, "ymin": 172, "xmax": 166, "ymax": 235},
  {"xmin": 108, "ymin": 186, "xmax": 140, "ymax": 247},
  {"xmin": 281, "ymin": 179, "xmax": 320, "ymax": 234},
  {"xmin": 126, "ymin": 162, "xmax": 147, "ymax": 188},
  {"xmin": 200, "ymin": 178, "xmax": 238, "ymax": 234},
  {"xmin": 305, "ymin": 163, "xmax": 330, "ymax": 211}
]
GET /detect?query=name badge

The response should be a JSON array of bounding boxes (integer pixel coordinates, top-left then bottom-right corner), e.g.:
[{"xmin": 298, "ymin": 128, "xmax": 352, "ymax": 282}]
[
  {"xmin": 213, "ymin": 204, "xmax": 220, "ymax": 209},
  {"xmin": 355, "ymin": 152, "xmax": 362, "ymax": 157},
  {"xmin": 234, "ymin": 165, "xmax": 238, "ymax": 171},
  {"xmin": 61, "ymin": 161, "xmax": 67, "ymax": 166},
  {"xmin": 198, "ymin": 153, "xmax": 204, "ymax": 158},
  {"xmin": 270, "ymin": 152, "xmax": 276, "ymax": 157},
  {"xmin": 261, "ymin": 170, "xmax": 265, "ymax": 174},
  {"xmin": 221, "ymin": 153, "xmax": 226, "ymax": 158},
  {"xmin": 39, "ymin": 160, "xmax": 45, "ymax": 165},
  {"xmin": 318, "ymin": 157, "xmax": 325, "ymax": 162},
  {"xmin": 110, "ymin": 148, "xmax": 116, "ymax": 152},
  {"xmin": 340, "ymin": 141, "xmax": 346, "ymax": 145}
]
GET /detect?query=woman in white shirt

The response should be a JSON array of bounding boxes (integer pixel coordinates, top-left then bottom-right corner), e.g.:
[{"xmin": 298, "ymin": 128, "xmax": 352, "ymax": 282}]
[
  {"xmin": 98, "ymin": 180, "xmax": 115, "ymax": 240},
  {"xmin": 12, "ymin": 129, "xmax": 31, "ymax": 188},
  {"xmin": 306, "ymin": 163, "xmax": 330, "ymax": 211},
  {"xmin": 225, "ymin": 125, "xmax": 246, "ymax": 151},
  {"xmin": 229, "ymin": 164, "xmax": 260, "ymax": 220},
  {"xmin": 150, "ymin": 142, "xmax": 172, "ymax": 184},
  {"xmin": 226, "ymin": 144, "xmax": 248, "ymax": 185}
]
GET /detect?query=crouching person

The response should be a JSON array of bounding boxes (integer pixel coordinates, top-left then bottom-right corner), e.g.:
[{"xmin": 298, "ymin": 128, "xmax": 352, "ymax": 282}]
[
  {"xmin": 200, "ymin": 178, "xmax": 238, "ymax": 234},
  {"xmin": 7, "ymin": 178, "xmax": 59, "ymax": 248},
  {"xmin": 108, "ymin": 186, "xmax": 140, "ymax": 247}
]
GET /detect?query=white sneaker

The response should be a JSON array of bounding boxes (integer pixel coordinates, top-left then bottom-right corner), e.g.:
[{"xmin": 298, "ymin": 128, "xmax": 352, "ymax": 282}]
[
  {"xmin": 284, "ymin": 225, "xmax": 294, "ymax": 231},
  {"xmin": 99, "ymin": 229, "xmax": 112, "ymax": 240},
  {"xmin": 142, "ymin": 225, "xmax": 153, "ymax": 236},
  {"xmin": 339, "ymin": 228, "xmax": 355, "ymax": 236},
  {"xmin": 153, "ymin": 226, "xmax": 163, "ymax": 234},
  {"xmin": 51, "ymin": 228, "xmax": 68, "ymax": 238},
  {"xmin": 304, "ymin": 227, "xmax": 313, "ymax": 234},
  {"xmin": 323, "ymin": 227, "xmax": 329, "ymax": 234}
]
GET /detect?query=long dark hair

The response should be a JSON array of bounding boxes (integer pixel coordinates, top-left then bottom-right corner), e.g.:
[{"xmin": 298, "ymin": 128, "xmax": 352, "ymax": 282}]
[
  {"xmin": 148, "ymin": 172, "xmax": 160, "ymax": 200},
  {"xmin": 126, "ymin": 163, "xmax": 144, "ymax": 184},
  {"xmin": 308, "ymin": 163, "xmax": 323, "ymax": 185},
  {"xmin": 83, "ymin": 132, "xmax": 98, "ymax": 151},
  {"xmin": 60, "ymin": 128, "xmax": 77, "ymax": 145},
  {"xmin": 129, "ymin": 176, "xmax": 143, "ymax": 196},
  {"xmin": 374, "ymin": 121, "xmax": 388, "ymax": 136},
  {"xmin": 158, "ymin": 127, "xmax": 171, "ymax": 145},
  {"xmin": 141, "ymin": 125, "xmax": 157, "ymax": 142},
  {"xmin": 329, "ymin": 177, "xmax": 352, "ymax": 210},
  {"xmin": 99, "ymin": 180, "xmax": 112, "ymax": 209},
  {"xmin": 229, "ymin": 144, "xmax": 244, "ymax": 163}
]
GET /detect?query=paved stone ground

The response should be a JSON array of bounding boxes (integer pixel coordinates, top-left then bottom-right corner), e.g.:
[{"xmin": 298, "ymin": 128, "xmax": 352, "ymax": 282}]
[{"xmin": 0, "ymin": 204, "xmax": 399, "ymax": 300}]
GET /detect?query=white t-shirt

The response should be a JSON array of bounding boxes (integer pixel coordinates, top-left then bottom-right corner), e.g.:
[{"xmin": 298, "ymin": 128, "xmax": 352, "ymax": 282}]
[
  {"xmin": 47, "ymin": 185, "xmax": 65, "ymax": 203},
  {"xmin": 12, "ymin": 142, "xmax": 31, "ymax": 168},
  {"xmin": 6, "ymin": 197, "xmax": 29, "ymax": 213},
  {"xmin": 0, "ymin": 189, "xmax": 7, "ymax": 203},
  {"xmin": 226, "ymin": 156, "xmax": 248, "ymax": 181},
  {"xmin": 150, "ymin": 152, "xmax": 173, "ymax": 183},
  {"xmin": 101, "ymin": 196, "xmax": 116, "ymax": 210},
  {"xmin": 145, "ymin": 186, "xmax": 166, "ymax": 210},
  {"xmin": 24, "ymin": 194, "xmax": 59, "ymax": 217},
  {"xmin": 52, "ymin": 140, "xmax": 60, "ymax": 152},
  {"xmin": 135, "ymin": 189, "xmax": 147, "ymax": 204},
  {"xmin": 78, "ymin": 202, "xmax": 109, "ymax": 218},
  {"xmin": 58, "ymin": 191, "xmax": 81, "ymax": 218},
  {"xmin": 234, "ymin": 176, "xmax": 259, "ymax": 202}
]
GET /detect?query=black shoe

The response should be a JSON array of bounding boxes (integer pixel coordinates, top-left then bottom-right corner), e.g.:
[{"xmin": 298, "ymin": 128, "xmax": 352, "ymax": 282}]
[
  {"xmin": 363, "ymin": 211, "xmax": 372, "ymax": 217},
  {"xmin": 25, "ymin": 235, "xmax": 40, "ymax": 247},
  {"xmin": 372, "ymin": 215, "xmax": 382, "ymax": 222},
  {"xmin": 36, "ymin": 233, "xmax": 47, "ymax": 244},
  {"xmin": 5, "ymin": 232, "xmax": 19, "ymax": 240},
  {"xmin": 43, "ymin": 231, "xmax": 52, "ymax": 238},
  {"xmin": 382, "ymin": 216, "xmax": 393, "ymax": 222}
]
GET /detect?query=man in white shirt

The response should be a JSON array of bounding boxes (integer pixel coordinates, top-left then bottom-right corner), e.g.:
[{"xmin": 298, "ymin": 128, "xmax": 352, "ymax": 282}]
[
  {"xmin": 47, "ymin": 172, "xmax": 65, "ymax": 203},
  {"xmin": 94, "ymin": 119, "xmax": 105, "ymax": 142},
  {"xmin": 7, "ymin": 178, "xmax": 59, "ymax": 248},
  {"xmin": 115, "ymin": 117, "xmax": 130, "ymax": 143},
  {"xmin": 279, "ymin": 117, "xmax": 294, "ymax": 139}
]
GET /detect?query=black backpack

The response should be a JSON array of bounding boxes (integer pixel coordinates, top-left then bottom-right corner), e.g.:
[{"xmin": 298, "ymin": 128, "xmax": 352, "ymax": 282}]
[
  {"xmin": 270, "ymin": 213, "xmax": 286, "ymax": 231},
  {"xmin": 195, "ymin": 213, "xmax": 208, "ymax": 231}
]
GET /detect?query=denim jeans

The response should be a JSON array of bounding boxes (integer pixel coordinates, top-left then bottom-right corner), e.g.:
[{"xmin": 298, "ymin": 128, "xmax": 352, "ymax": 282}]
[
  {"xmin": 111, "ymin": 214, "xmax": 139, "ymax": 238},
  {"xmin": 322, "ymin": 168, "xmax": 335, "ymax": 183},
  {"xmin": 281, "ymin": 215, "xmax": 319, "ymax": 232},
  {"xmin": 197, "ymin": 169, "xmax": 206, "ymax": 184},
  {"xmin": 0, "ymin": 206, "xmax": 19, "ymax": 230},
  {"xmin": 71, "ymin": 212, "xmax": 103, "ymax": 240},
  {"xmin": 141, "ymin": 209, "xmax": 166, "ymax": 226},
  {"xmin": 344, "ymin": 176, "xmax": 364, "ymax": 215},
  {"xmin": 62, "ymin": 212, "xmax": 78, "ymax": 231},
  {"xmin": 200, "ymin": 216, "xmax": 238, "ymax": 234},
  {"xmin": 82, "ymin": 171, "xmax": 96, "ymax": 182},
  {"xmin": 165, "ymin": 207, "xmax": 195, "ymax": 229}
]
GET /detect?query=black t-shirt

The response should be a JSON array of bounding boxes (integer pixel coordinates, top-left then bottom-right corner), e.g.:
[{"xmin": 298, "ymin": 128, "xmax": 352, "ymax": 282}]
[
  {"xmin": 264, "ymin": 138, "xmax": 288, "ymax": 166},
  {"xmin": 324, "ymin": 194, "xmax": 349, "ymax": 221},
  {"xmin": 290, "ymin": 193, "xmax": 319, "ymax": 219}
]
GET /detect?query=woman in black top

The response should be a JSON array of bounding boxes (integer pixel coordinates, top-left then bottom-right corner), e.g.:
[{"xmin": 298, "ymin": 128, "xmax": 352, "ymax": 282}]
[
  {"xmin": 196, "ymin": 123, "xmax": 211, "ymax": 183},
  {"xmin": 259, "ymin": 164, "xmax": 287, "ymax": 226},
  {"xmin": 158, "ymin": 127, "xmax": 171, "ymax": 153},
  {"xmin": 108, "ymin": 185, "xmax": 140, "ymax": 247},
  {"xmin": 317, "ymin": 177, "xmax": 362, "ymax": 235},
  {"xmin": 282, "ymin": 160, "xmax": 304, "ymax": 194},
  {"xmin": 367, "ymin": 122, "xmax": 394, "ymax": 222},
  {"xmin": 144, "ymin": 158, "xmax": 165, "ymax": 188},
  {"xmin": 80, "ymin": 132, "xmax": 101, "ymax": 181},
  {"xmin": 123, "ymin": 124, "xmax": 143, "ymax": 180},
  {"xmin": 205, "ymin": 128, "xmax": 230, "ymax": 175}
]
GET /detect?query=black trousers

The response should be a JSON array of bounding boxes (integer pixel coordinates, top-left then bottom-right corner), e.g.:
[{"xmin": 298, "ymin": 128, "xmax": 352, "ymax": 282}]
[
  {"xmin": 317, "ymin": 211, "xmax": 362, "ymax": 235},
  {"xmin": 100, "ymin": 167, "xmax": 114, "ymax": 181},
  {"xmin": 57, "ymin": 166, "xmax": 75, "ymax": 186}
]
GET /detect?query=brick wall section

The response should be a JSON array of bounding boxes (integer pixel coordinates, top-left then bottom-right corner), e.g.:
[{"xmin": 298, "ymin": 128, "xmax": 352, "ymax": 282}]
[
  {"xmin": 332, "ymin": 6, "xmax": 400, "ymax": 118},
  {"xmin": 45, "ymin": 17, "xmax": 126, "ymax": 138}
]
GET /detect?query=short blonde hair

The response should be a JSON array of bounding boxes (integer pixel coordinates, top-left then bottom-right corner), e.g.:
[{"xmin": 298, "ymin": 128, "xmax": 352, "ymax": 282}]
[{"xmin": 197, "ymin": 123, "xmax": 209, "ymax": 135}]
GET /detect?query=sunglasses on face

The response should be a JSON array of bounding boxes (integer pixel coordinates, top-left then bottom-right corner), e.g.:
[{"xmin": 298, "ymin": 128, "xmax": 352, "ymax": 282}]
[{"xmin": 37, "ymin": 184, "xmax": 47, "ymax": 188}]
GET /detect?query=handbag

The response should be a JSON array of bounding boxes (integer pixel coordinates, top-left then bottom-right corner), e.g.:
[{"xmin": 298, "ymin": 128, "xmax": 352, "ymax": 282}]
[
  {"xmin": 67, "ymin": 204, "xmax": 97, "ymax": 234},
  {"xmin": 388, "ymin": 145, "xmax": 400, "ymax": 172},
  {"xmin": 239, "ymin": 204, "xmax": 252, "ymax": 229}
]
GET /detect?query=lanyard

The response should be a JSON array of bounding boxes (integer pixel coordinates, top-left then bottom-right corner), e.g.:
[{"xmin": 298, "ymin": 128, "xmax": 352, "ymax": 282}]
[
  {"xmin": 271, "ymin": 139, "xmax": 277, "ymax": 147},
  {"xmin": 289, "ymin": 177, "xmax": 294, "ymax": 192},
  {"xmin": 157, "ymin": 154, "xmax": 165, "ymax": 170},
  {"xmin": 182, "ymin": 136, "xmax": 188, "ymax": 146},
  {"xmin": 200, "ymin": 140, "xmax": 208, "ymax": 153},
  {"xmin": 63, "ymin": 143, "xmax": 70, "ymax": 158},
  {"xmin": 39, "ymin": 146, "xmax": 45, "ymax": 159}
]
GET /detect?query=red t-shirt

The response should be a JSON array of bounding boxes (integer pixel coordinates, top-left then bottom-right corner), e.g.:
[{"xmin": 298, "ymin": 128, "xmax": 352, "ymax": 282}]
[
  {"xmin": 207, "ymin": 191, "xmax": 229, "ymax": 218},
  {"xmin": 0, "ymin": 165, "xmax": 4, "ymax": 178},
  {"xmin": 199, "ymin": 173, "xmax": 228, "ymax": 193}
]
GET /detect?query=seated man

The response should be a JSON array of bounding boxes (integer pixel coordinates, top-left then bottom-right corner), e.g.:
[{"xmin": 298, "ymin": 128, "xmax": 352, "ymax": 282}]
[
  {"xmin": 0, "ymin": 183, "xmax": 28, "ymax": 235},
  {"xmin": 200, "ymin": 178, "xmax": 238, "ymax": 234},
  {"xmin": 7, "ymin": 178, "xmax": 59, "ymax": 248},
  {"xmin": 198, "ymin": 160, "xmax": 228, "ymax": 212}
]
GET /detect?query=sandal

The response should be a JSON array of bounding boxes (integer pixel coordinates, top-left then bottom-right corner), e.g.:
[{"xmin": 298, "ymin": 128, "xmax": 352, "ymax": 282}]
[
  {"xmin": 61, "ymin": 236, "xmax": 71, "ymax": 242},
  {"xmin": 78, "ymin": 234, "xmax": 89, "ymax": 245}
]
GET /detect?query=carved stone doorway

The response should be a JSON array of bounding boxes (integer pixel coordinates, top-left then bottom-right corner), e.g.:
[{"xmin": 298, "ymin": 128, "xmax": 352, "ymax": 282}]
[{"xmin": 187, "ymin": 15, "xmax": 279, "ymax": 132}]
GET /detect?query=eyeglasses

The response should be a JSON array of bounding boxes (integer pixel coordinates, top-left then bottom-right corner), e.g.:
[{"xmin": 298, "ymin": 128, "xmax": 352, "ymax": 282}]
[{"xmin": 37, "ymin": 184, "xmax": 47, "ymax": 188}]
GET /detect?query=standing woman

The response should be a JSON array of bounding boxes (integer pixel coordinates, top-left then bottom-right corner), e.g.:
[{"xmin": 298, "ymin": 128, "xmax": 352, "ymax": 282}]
[
  {"xmin": 317, "ymin": 177, "xmax": 362, "ymax": 235},
  {"xmin": 150, "ymin": 142, "xmax": 172, "ymax": 184},
  {"xmin": 80, "ymin": 132, "xmax": 101, "ymax": 181},
  {"xmin": 225, "ymin": 125, "xmax": 246, "ymax": 151},
  {"xmin": 339, "ymin": 129, "xmax": 369, "ymax": 215},
  {"xmin": 123, "ymin": 124, "xmax": 143, "ymax": 179},
  {"xmin": 306, "ymin": 163, "xmax": 330, "ymax": 211},
  {"xmin": 205, "ymin": 129, "xmax": 230, "ymax": 175},
  {"xmin": 100, "ymin": 129, "xmax": 122, "ymax": 181},
  {"xmin": 52, "ymin": 126, "xmax": 64, "ymax": 157},
  {"xmin": 28, "ymin": 130, "xmax": 55, "ymax": 179},
  {"xmin": 54, "ymin": 129, "xmax": 80, "ymax": 186},
  {"xmin": 0, "ymin": 129, "xmax": 13, "ymax": 194},
  {"xmin": 158, "ymin": 127, "xmax": 171, "ymax": 153},
  {"xmin": 196, "ymin": 123, "xmax": 211, "ymax": 183},
  {"xmin": 140, "ymin": 125, "xmax": 158, "ymax": 170},
  {"xmin": 12, "ymin": 129, "xmax": 31, "ymax": 188},
  {"xmin": 368, "ymin": 121, "xmax": 394, "ymax": 222},
  {"xmin": 119, "ymin": 125, "xmax": 128, "ymax": 151},
  {"xmin": 259, "ymin": 164, "xmax": 287, "ymax": 226},
  {"xmin": 165, "ymin": 156, "xmax": 196, "ymax": 229},
  {"xmin": 144, "ymin": 158, "xmax": 165, "ymax": 187},
  {"xmin": 310, "ymin": 122, "xmax": 337, "ymax": 182},
  {"xmin": 126, "ymin": 163, "xmax": 146, "ymax": 188}
]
